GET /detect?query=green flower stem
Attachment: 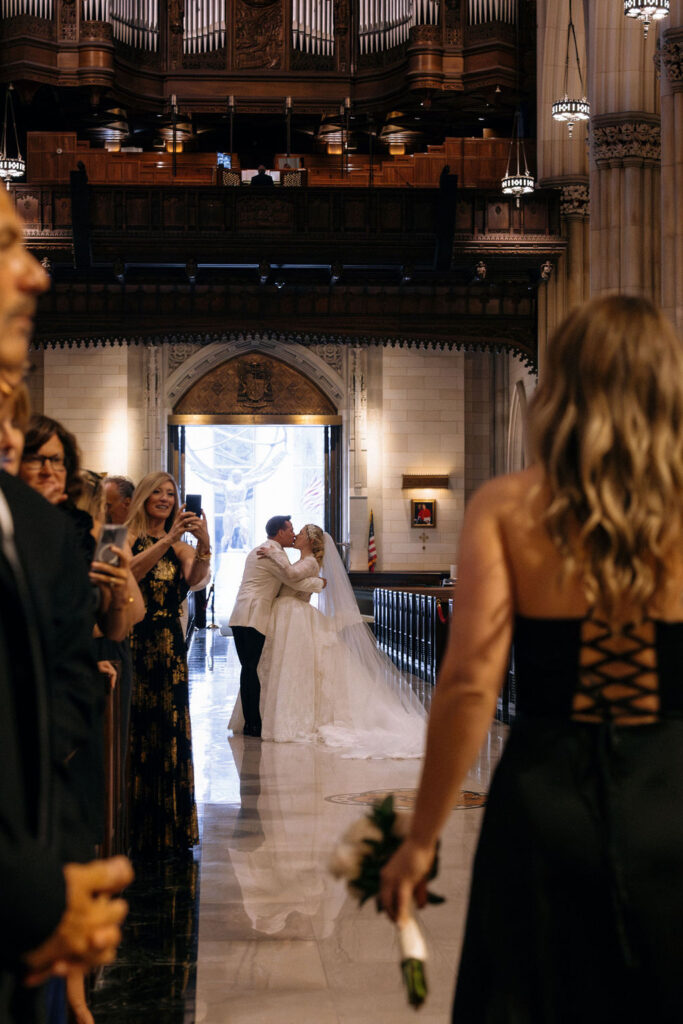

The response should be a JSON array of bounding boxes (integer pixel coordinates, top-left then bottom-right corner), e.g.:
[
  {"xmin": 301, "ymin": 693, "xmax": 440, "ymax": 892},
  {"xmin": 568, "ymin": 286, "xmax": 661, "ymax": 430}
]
[{"xmin": 401, "ymin": 958, "xmax": 428, "ymax": 1009}]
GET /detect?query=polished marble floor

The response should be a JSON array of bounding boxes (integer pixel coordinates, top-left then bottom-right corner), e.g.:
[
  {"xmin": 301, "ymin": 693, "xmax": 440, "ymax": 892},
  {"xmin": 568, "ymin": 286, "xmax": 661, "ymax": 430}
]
[{"xmin": 93, "ymin": 627, "xmax": 507, "ymax": 1023}]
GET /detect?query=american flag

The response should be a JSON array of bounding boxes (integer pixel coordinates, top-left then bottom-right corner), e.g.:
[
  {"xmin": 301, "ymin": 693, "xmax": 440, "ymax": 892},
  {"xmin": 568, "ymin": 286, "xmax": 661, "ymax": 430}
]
[{"xmin": 368, "ymin": 510, "xmax": 377, "ymax": 572}]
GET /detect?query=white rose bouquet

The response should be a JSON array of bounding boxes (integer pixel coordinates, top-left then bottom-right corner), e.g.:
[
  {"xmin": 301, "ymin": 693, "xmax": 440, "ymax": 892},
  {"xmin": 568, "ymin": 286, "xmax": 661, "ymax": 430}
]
[{"xmin": 328, "ymin": 794, "xmax": 444, "ymax": 1010}]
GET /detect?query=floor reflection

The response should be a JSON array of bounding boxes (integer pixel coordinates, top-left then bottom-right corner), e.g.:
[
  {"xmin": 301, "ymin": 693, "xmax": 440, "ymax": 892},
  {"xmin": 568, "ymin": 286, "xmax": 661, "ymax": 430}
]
[
  {"xmin": 90, "ymin": 855, "xmax": 200, "ymax": 1023},
  {"xmin": 91, "ymin": 629, "xmax": 507, "ymax": 1024},
  {"xmin": 193, "ymin": 633, "xmax": 507, "ymax": 1024},
  {"xmin": 89, "ymin": 632, "xmax": 216, "ymax": 1023}
]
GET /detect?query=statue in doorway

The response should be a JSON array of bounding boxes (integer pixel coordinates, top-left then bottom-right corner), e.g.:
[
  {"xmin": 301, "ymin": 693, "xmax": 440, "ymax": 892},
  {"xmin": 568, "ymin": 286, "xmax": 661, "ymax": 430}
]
[
  {"xmin": 222, "ymin": 468, "xmax": 253, "ymax": 550},
  {"xmin": 186, "ymin": 428, "xmax": 287, "ymax": 551}
]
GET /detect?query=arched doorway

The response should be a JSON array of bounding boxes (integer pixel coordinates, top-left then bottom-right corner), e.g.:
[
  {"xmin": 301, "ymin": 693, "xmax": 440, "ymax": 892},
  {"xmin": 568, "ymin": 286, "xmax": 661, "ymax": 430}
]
[{"xmin": 167, "ymin": 349, "xmax": 343, "ymax": 620}]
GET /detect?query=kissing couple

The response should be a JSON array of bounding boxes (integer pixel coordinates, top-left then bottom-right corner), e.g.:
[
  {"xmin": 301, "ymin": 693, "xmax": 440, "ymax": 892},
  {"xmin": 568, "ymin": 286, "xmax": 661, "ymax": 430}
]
[{"xmin": 228, "ymin": 514, "xmax": 426, "ymax": 758}]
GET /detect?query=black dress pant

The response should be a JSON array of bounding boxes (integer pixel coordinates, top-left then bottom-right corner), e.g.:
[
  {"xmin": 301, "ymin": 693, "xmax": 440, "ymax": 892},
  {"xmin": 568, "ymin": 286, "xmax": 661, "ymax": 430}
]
[{"xmin": 231, "ymin": 626, "xmax": 265, "ymax": 733}]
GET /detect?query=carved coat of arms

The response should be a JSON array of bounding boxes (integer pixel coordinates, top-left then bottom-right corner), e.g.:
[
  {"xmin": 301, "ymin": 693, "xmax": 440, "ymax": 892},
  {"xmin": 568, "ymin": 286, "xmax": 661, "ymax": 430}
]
[{"xmin": 237, "ymin": 361, "xmax": 273, "ymax": 408}]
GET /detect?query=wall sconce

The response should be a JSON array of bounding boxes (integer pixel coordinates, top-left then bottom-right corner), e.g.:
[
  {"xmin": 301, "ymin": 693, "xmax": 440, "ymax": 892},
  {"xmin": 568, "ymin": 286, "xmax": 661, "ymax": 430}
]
[
  {"xmin": 327, "ymin": 143, "xmax": 342, "ymax": 155},
  {"xmin": 166, "ymin": 140, "xmax": 183, "ymax": 153},
  {"xmin": 389, "ymin": 142, "xmax": 405, "ymax": 156},
  {"xmin": 402, "ymin": 474, "xmax": 450, "ymax": 490}
]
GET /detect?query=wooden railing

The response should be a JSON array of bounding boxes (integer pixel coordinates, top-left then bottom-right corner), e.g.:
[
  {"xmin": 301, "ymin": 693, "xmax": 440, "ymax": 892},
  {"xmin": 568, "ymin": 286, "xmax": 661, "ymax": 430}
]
[
  {"xmin": 373, "ymin": 586, "xmax": 452, "ymax": 685},
  {"xmin": 24, "ymin": 133, "xmax": 537, "ymax": 191},
  {"xmin": 372, "ymin": 582, "xmax": 516, "ymax": 724}
]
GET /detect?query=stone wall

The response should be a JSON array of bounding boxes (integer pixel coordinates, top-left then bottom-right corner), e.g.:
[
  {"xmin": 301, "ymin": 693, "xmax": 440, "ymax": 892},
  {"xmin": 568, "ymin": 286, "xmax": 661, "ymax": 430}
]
[{"xmin": 28, "ymin": 341, "xmax": 524, "ymax": 572}]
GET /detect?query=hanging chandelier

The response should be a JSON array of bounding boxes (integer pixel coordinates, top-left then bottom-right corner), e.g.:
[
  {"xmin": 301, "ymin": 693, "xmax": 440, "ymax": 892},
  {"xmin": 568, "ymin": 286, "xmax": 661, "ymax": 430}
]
[
  {"xmin": 501, "ymin": 110, "xmax": 535, "ymax": 207},
  {"xmin": 624, "ymin": 0, "xmax": 670, "ymax": 38},
  {"xmin": 551, "ymin": 0, "xmax": 589, "ymax": 137},
  {"xmin": 0, "ymin": 84, "xmax": 25, "ymax": 189}
]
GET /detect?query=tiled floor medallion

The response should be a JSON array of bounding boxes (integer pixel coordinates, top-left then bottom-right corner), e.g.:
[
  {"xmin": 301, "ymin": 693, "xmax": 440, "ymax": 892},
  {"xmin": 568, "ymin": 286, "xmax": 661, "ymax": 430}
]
[{"xmin": 326, "ymin": 787, "xmax": 486, "ymax": 810}]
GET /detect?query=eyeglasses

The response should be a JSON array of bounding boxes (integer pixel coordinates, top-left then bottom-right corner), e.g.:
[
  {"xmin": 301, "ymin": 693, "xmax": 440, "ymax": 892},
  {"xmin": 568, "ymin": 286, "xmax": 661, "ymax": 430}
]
[{"xmin": 22, "ymin": 454, "xmax": 66, "ymax": 471}]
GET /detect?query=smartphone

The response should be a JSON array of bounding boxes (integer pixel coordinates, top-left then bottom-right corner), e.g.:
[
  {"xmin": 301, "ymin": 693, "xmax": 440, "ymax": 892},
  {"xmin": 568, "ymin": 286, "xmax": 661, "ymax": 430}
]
[
  {"xmin": 93, "ymin": 524, "xmax": 128, "ymax": 566},
  {"xmin": 185, "ymin": 493, "xmax": 202, "ymax": 516}
]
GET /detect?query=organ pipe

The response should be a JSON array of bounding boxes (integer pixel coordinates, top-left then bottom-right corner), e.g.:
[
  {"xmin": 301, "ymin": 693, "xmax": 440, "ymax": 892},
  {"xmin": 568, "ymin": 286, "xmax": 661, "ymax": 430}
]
[
  {"xmin": 468, "ymin": 0, "xmax": 517, "ymax": 24},
  {"xmin": 292, "ymin": 0, "xmax": 334, "ymax": 55},
  {"xmin": 183, "ymin": 0, "xmax": 225, "ymax": 53},
  {"xmin": 358, "ymin": 0, "xmax": 437, "ymax": 54},
  {"xmin": 1, "ymin": 0, "xmax": 53, "ymax": 16},
  {"xmin": 105, "ymin": 0, "xmax": 158, "ymax": 50}
]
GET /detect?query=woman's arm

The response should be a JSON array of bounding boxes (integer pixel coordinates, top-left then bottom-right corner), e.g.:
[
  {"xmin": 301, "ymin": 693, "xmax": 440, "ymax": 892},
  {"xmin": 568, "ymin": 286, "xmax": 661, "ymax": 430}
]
[
  {"xmin": 257, "ymin": 545, "xmax": 319, "ymax": 582},
  {"xmin": 257, "ymin": 546, "xmax": 324, "ymax": 592},
  {"xmin": 379, "ymin": 481, "xmax": 515, "ymax": 922},
  {"xmin": 90, "ymin": 544, "xmax": 146, "ymax": 641},
  {"xmin": 175, "ymin": 539, "xmax": 212, "ymax": 589},
  {"xmin": 129, "ymin": 507, "xmax": 197, "ymax": 581},
  {"xmin": 176, "ymin": 510, "xmax": 212, "ymax": 588}
]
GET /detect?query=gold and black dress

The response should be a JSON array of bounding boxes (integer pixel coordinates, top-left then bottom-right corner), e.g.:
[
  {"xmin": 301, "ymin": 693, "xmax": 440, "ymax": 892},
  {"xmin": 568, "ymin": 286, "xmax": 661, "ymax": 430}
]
[{"xmin": 129, "ymin": 537, "xmax": 198, "ymax": 860}]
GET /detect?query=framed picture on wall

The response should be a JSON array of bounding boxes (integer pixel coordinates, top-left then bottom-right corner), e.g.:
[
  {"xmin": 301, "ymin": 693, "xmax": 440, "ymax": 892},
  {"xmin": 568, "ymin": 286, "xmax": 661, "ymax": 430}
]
[{"xmin": 411, "ymin": 499, "xmax": 436, "ymax": 528}]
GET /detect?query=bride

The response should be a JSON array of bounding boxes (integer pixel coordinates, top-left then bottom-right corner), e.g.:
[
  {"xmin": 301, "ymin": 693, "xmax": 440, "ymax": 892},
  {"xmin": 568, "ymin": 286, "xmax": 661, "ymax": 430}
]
[{"xmin": 229, "ymin": 525, "xmax": 426, "ymax": 758}]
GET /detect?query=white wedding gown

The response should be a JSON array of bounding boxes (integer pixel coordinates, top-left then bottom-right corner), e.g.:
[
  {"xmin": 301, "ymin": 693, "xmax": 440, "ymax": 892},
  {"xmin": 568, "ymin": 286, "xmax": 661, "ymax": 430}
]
[{"xmin": 229, "ymin": 544, "xmax": 426, "ymax": 759}]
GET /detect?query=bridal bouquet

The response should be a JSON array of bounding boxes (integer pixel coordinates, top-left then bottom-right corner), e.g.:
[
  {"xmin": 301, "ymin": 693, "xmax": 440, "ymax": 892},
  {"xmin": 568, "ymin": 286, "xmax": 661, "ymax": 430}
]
[{"xmin": 328, "ymin": 795, "xmax": 444, "ymax": 1010}]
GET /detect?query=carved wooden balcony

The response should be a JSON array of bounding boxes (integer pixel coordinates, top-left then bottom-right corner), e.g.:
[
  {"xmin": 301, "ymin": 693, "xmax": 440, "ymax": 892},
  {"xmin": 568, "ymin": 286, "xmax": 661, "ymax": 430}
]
[{"xmin": 14, "ymin": 183, "xmax": 563, "ymax": 269}]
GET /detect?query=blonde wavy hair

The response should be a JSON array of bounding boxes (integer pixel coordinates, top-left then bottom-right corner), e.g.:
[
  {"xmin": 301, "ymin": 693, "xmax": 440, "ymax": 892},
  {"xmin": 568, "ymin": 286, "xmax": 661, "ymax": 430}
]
[
  {"xmin": 76, "ymin": 469, "xmax": 105, "ymax": 522},
  {"xmin": 125, "ymin": 471, "xmax": 180, "ymax": 540},
  {"xmin": 304, "ymin": 523, "xmax": 325, "ymax": 566},
  {"xmin": 529, "ymin": 295, "xmax": 683, "ymax": 625}
]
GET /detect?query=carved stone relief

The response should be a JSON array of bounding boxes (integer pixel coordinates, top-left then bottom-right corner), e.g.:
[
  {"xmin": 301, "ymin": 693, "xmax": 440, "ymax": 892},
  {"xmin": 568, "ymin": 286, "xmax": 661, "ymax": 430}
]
[
  {"xmin": 592, "ymin": 115, "xmax": 661, "ymax": 166},
  {"xmin": 167, "ymin": 343, "xmax": 198, "ymax": 374},
  {"xmin": 310, "ymin": 343, "xmax": 345, "ymax": 376},
  {"xmin": 235, "ymin": 0, "xmax": 282, "ymax": 69},
  {"xmin": 174, "ymin": 352, "xmax": 338, "ymax": 415},
  {"xmin": 658, "ymin": 32, "xmax": 683, "ymax": 87},
  {"xmin": 560, "ymin": 182, "xmax": 590, "ymax": 219}
]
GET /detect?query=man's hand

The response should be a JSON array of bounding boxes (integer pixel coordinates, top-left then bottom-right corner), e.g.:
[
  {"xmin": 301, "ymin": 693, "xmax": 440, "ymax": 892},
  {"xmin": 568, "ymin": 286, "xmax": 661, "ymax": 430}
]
[
  {"xmin": 321, "ymin": 577, "xmax": 327, "ymax": 589},
  {"xmin": 23, "ymin": 856, "xmax": 133, "ymax": 986}
]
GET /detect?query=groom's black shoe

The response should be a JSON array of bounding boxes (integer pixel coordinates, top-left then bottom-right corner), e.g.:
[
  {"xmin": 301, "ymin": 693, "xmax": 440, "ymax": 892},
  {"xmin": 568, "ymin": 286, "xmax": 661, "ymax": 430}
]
[{"xmin": 244, "ymin": 723, "xmax": 262, "ymax": 738}]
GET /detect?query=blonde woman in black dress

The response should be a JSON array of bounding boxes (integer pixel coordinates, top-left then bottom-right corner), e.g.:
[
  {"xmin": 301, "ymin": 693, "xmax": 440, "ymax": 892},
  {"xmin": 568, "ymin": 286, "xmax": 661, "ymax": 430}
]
[
  {"xmin": 381, "ymin": 296, "xmax": 683, "ymax": 1024},
  {"xmin": 126, "ymin": 471, "xmax": 211, "ymax": 860}
]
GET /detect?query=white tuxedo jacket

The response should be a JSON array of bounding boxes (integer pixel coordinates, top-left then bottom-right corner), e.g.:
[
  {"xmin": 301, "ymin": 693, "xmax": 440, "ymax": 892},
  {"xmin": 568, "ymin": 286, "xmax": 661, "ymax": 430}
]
[{"xmin": 228, "ymin": 540, "xmax": 323, "ymax": 636}]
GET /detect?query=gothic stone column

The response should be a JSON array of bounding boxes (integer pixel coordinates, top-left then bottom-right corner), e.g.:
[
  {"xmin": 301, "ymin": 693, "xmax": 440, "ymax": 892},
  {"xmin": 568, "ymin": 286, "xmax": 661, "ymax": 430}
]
[
  {"xmin": 537, "ymin": 177, "xmax": 590, "ymax": 376},
  {"xmin": 659, "ymin": 19, "xmax": 683, "ymax": 330},
  {"xmin": 590, "ymin": 113, "xmax": 661, "ymax": 298}
]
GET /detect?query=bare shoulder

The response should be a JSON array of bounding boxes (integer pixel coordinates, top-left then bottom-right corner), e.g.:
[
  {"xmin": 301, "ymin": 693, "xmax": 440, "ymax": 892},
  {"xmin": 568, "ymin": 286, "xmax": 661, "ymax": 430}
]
[{"xmin": 466, "ymin": 466, "xmax": 544, "ymax": 520}]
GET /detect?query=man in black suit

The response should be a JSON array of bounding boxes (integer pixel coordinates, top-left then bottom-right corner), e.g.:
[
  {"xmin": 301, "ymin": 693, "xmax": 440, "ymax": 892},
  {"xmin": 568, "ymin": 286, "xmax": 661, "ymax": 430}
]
[{"xmin": 0, "ymin": 184, "xmax": 132, "ymax": 1024}]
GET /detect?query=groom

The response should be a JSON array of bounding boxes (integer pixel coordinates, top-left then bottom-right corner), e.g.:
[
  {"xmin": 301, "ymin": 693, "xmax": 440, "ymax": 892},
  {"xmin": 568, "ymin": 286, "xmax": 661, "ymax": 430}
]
[{"xmin": 229, "ymin": 514, "xmax": 324, "ymax": 737}]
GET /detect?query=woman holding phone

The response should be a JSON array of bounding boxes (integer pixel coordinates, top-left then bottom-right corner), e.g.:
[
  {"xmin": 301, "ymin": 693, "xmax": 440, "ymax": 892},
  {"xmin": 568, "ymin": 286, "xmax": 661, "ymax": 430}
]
[{"xmin": 125, "ymin": 471, "xmax": 211, "ymax": 860}]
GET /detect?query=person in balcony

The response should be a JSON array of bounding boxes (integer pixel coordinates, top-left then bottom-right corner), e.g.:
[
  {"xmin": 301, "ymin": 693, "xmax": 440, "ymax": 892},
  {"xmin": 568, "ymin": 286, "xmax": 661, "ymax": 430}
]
[{"xmin": 250, "ymin": 165, "xmax": 275, "ymax": 187}]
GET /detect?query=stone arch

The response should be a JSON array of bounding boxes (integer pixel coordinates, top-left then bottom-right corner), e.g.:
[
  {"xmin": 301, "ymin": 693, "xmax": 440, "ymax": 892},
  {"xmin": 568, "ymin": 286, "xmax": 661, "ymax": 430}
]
[
  {"xmin": 166, "ymin": 335, "xmax": 345, "ymax": 414},
  {"xmin": 507, "ymin": 379, "xmax": 530, "ymax": 473}
]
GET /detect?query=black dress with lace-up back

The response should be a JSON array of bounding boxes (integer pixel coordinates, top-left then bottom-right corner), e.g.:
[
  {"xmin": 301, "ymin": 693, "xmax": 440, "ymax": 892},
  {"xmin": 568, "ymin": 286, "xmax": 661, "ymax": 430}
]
[{"xmin": 452, "ymin": 610, "xmax": 683, "ymax": 1024}]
